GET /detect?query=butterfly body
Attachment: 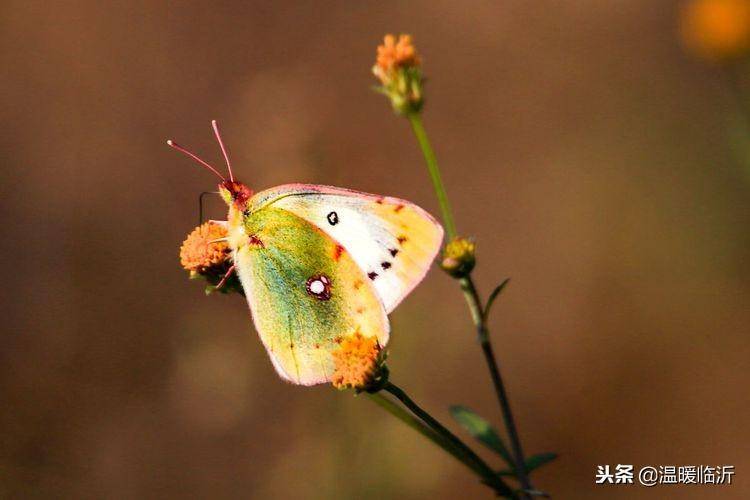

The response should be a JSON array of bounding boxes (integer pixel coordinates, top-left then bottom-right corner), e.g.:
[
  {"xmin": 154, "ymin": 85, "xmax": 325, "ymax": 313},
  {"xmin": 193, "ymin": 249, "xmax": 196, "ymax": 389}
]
[
  {"xmin": 170, "ymin": 124, "xmax": 442, "ymax": 386},
  {"xmin": 218, "ymin": 182, "xmax": 443, "ymax": 385}
]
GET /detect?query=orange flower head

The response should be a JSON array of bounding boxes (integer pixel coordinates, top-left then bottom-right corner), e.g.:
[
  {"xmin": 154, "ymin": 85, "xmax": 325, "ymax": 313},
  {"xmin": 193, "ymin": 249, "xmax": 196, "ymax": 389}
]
[
  {"xmin": 375, "ymin": 34, "xmax": 420, "ymax": 77},
  {"xmin": 179, "ymin": 221, "xmax": 231, "ymax": 275},
  {"xmin": 331, "ymin": 332, "xmax": 384, "ymax": 391},
  {"xmin": 372, "ymin": 34, "xmax": 424, "ymax": 115},
  {"xmin": 681, "ymin": 0, "xmax": 750, "ymax": 61}
]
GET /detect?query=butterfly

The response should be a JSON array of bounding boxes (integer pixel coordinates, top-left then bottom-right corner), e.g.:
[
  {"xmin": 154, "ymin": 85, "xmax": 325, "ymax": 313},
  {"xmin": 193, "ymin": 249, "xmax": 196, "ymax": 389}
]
[{"xmin": 169, "ymin": 121, "xmax": 444, "ymax": 385}]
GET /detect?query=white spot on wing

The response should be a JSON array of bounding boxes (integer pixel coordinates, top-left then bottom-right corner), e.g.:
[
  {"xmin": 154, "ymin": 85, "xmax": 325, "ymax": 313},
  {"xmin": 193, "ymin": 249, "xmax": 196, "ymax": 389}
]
[{"xmin": 309, "ymin": 280, "xmax": 325, "ymax": 294}]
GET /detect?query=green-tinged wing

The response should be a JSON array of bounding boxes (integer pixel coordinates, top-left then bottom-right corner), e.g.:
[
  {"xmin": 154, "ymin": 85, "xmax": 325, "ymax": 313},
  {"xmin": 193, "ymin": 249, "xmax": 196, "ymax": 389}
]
[{"xmin": 234, "ymin": 206, "xmax": 389, "ymax": 385}]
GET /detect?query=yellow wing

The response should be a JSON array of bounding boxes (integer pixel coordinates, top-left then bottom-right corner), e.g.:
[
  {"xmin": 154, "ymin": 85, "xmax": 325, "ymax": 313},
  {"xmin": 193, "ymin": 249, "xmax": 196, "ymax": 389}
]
[{"xmin": 232, "ymin": 205, "xmax": 389, "ymax": 386}]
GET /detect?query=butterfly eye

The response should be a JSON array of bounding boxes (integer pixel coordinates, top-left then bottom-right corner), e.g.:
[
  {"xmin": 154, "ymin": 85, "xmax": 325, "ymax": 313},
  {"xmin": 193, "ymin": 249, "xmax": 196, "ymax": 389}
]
[{"xmin": 306, "ymin": 275, "xmax": 332, "ymax": 300}]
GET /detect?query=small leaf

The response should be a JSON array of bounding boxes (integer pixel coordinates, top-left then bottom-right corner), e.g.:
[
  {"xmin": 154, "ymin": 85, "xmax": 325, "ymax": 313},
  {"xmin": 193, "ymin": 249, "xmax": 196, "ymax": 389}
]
[
  {"xmin": 525, "ymin": 452, "xmax": 558, "ymax": 472},
  {"xmin": 483, "ymin": 278, "xmax": 510, "ymax": 321},
  {"xmin": 449, "ymin": 405, "xmax": 514, "ymax": 468},
  {"xmin": 496, "ymin": 452, "xmax": 558, "ymax": 476}
]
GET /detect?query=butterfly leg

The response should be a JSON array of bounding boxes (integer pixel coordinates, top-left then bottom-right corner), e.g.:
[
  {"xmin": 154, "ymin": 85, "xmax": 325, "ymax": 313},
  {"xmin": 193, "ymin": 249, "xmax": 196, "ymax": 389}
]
[{"xmin": 215, "ymin": 264, "xmax": 236, "ymax": 290}]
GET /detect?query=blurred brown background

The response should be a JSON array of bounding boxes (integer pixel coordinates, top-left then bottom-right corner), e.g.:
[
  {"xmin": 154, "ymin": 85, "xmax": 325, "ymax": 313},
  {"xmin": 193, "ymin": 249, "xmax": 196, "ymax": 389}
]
[{"xmin": 1, "ymin": 1, "xmax": 748, "ymax": 498}]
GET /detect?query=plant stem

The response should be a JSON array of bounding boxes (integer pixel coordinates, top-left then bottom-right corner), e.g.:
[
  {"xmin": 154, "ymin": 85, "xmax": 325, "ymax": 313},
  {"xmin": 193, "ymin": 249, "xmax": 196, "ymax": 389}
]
[
  {"xmin": 383, "ymin": 382, "xmax": 514, "ymax": 497},
  {"xmin": 406, "ymin": 112, "xmax": 534, "ymax": 494},
  {"xmin": 367, "ymin": 392, "xmax": 468, "ymax": 467},
  {"xmin": 460, "ymin": 276, "xmax": 532, "ymax": 494},
  {"xmin": 408, "ymin": 114, "xmax": 457, "ymax": 239}
]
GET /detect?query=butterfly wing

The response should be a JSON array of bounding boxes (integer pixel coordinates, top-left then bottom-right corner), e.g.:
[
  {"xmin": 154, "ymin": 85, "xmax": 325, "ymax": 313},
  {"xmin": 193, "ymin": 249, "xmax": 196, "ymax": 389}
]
[
  {"xmin": 234, "ymin": 205, "xmax": 389, "ymax": 385},
  {"xmin": 249, "ymin": 184, "xmax": 444, "ymax": 313}
]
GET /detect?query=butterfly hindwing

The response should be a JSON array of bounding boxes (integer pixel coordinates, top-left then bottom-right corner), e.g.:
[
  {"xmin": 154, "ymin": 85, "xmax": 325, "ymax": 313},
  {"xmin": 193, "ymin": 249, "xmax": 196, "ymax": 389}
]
[
  {"xmin": 249, "ymin": 184, "xmax": 444, "ymax": 313},
  {"xmin": 233, "ymin": 205, "xmax": 389, "ymax": 385}
]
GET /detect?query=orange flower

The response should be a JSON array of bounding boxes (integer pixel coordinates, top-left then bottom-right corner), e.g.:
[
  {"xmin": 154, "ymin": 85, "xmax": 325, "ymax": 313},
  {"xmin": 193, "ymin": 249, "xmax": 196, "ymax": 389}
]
[
  {"xmin": 681, "ymin": 0, "xmax": 750, "ymax": 61},
  {"xmin": 375, "ymin": 34, "xmax": 420, "ymax": 77},
  {"xmin": 179, "ymin": 222, "xmax": 230, "ymax": 276},
  {"xmin": 372, "ymin": 34, "xmax": 424, "ymax": 115},
  {"xmin": 331, "ymin": 332, "xmax": 384, "ymax": 390}
]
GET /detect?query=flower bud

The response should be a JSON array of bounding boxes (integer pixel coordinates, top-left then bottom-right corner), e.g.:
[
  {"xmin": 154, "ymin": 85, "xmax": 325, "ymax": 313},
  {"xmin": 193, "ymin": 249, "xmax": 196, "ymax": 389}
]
[
  {"xmin": 441, "ymin": 237, "xmax": 476, "ymax": 278},
  {"xmin": 372, "ymin": 34, "xmax": 424, "ymax": 115}
]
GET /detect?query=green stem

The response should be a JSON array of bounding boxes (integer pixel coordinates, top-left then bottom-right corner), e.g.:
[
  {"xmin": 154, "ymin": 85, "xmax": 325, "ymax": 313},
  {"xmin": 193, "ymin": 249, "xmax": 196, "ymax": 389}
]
[
  {"xmin": 367, "ymin": 393, "xmax": 473, "ymax": 470},
  {"xmin": 408, "ymin": 113, "xmax": 457, "ymax": 239},
  {"xmin": 383, "ymin": 382, "xmax": 513, "ymax": 497},
  {"xmin": 460, "ymin": 276, "xmax": 532, "ymax": 495},
  {"xmin": 406, "ymin": 109, "xmax": 534, "ymax": 495}
]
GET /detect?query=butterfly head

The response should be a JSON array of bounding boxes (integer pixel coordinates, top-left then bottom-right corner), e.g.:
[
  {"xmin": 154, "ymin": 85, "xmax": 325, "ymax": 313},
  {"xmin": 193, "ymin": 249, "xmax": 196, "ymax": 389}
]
[{"xmin": 219, "ymin": 180, "xmax": 253, "ymax": 210}]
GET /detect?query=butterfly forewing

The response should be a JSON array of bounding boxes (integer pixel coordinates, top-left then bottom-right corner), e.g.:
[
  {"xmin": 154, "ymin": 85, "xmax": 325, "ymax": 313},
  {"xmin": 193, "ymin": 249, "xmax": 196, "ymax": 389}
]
[
  {"xmin": 249, "ymin": 184, "xmax": 444, "ymax": 313},
  {"xmin": 234, "ymin": 206, "xmax": 389, "ymax": 385}
]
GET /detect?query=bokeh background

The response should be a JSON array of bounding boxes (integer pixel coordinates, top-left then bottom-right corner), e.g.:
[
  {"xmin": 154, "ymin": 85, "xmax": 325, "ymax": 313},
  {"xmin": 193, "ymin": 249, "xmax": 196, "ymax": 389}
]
[{"xmin": 2, "ymin": 1, "xmax": 749, "ymax": 498}]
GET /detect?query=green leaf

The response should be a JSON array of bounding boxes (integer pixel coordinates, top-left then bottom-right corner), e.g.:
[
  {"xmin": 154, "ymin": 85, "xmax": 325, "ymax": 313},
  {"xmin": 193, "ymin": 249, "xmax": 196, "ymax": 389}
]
[
  {"xmin": 483, "ymin": 278, "xmax": 510, "ymax": 321},
  {"xmin": 525, "ymin": 452, "xmax": 558, "ymax": 472},
  {"xmin": 449, "ymin": 405, "xmax": 514, "ymax": 468},
  {"xmin": 496, "ymin": 452, "xmax": 558, "ymax": 476}
]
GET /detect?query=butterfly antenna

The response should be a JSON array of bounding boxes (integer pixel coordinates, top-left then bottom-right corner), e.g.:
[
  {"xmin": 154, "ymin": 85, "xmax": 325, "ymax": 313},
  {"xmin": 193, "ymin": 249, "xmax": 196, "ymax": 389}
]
[
  {"xmin": 211, "ymin": 120, "xmax": 234, "ymax": 182},
  {"xmin": 166, "ymin": 140, "xmax": 226, "ymax": 182}
]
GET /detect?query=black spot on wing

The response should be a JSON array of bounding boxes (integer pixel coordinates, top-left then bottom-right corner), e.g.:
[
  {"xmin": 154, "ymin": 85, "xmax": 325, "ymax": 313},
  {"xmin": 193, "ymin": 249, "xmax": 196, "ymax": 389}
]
[
  {"xmin": 327, "ymin": 211, "xmax": 339, "ymax": 225},
  {"xmin": 381, "ymin": 262, "xmax": 391, "ymax": 270},
  {"xmin": 368, "ymin": 272, "xmax": 378, "ymax": 280},
  {"xmin": 389, "ymin": 248, "xmax": 399, "ymax": 257}
]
